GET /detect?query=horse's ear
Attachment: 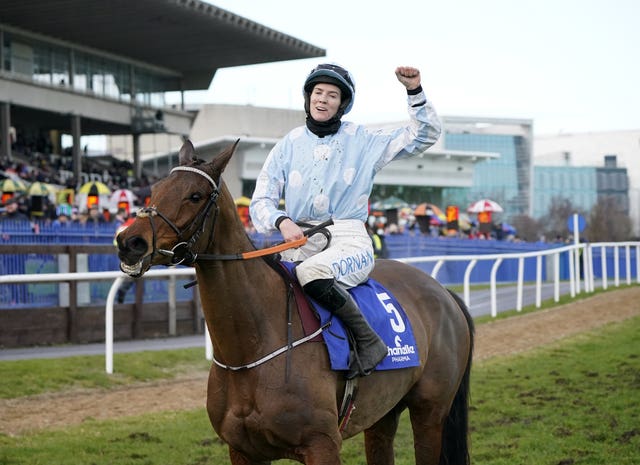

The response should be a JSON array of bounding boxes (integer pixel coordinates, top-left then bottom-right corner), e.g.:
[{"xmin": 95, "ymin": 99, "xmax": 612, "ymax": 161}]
[
  {"xmin": 179, "ymin": 140, "xmax": 197, "ymax": 166},
  {"xmin": 212, "ymin": 139, "xmax": 240, "ymax": 174}
]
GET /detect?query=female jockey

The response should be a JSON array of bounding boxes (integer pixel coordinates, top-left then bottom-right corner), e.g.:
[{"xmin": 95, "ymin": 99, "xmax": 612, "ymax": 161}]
[{"xmin": 250, "ymin": 63, "xmax": 441, "ymax": 378}]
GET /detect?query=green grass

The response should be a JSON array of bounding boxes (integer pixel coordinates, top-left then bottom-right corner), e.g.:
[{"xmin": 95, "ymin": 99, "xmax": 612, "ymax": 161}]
[
  {"xmin": 470, "ymin": 315, "xmax": 640, "ymax": 464},
  {"xmin": 0, "ymin": 410, "xmax": 229, "ymax": 465},
  {"xmin": 0, "ymin": 348, "xmax": 211, "ymax": 399},
  {"xmin": 1, "ymin": 314, "xmax": 638, "ymax": 464}
]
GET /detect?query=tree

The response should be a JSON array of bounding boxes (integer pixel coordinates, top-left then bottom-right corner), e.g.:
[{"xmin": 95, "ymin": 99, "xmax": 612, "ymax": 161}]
[
  {"xmin": 539, "ymin": 197, "xmax": 586, "ymax": 242},
  {"xmin": 585, "ymin": 196, "xmax": 632, "ymax": 242},
  {"xmin": 510, "ymin": 214, "xmax": 542, "ymax": 242}
]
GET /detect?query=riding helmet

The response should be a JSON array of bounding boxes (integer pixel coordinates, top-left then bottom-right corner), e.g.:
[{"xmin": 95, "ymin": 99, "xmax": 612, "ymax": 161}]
[{"xmin": 303, "ymin": 63, "xmax": 356, "ymax": 115}]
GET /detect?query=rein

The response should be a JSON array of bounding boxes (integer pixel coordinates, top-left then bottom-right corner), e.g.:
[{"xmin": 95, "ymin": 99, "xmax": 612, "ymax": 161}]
[
  {"xmin": 143, "ymin": 165, "xmax": 337, "ymax": 378},
  {"xmin": 195, "ymin": 221, "xmax": 332, "ymax": 261},
  {"xmin": 139, "ymin": 165, "xmax": 332, "ymax": 265},
  {"xmin": 141, "ymin": 163, "xmax": 357, "ymax": 426}
]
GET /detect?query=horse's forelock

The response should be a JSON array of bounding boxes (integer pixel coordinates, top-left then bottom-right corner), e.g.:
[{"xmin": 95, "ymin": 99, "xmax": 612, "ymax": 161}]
[
  {"xmin": 177, "ymin": 143, "xmax": 236, "ymax": 188},
  {"xmin": 192, "ymin": 159, "xmax": 223, "ymax": 190},
  {"xmin": 183, "ymin": 157, "xmax": 216, "ymax": 176}
]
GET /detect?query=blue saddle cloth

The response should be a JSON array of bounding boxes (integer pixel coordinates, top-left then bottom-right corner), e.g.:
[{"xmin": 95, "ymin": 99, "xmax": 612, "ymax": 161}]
[{"xmin": 281, "ymin": 262, "xmax": 421, "ymax": 372}]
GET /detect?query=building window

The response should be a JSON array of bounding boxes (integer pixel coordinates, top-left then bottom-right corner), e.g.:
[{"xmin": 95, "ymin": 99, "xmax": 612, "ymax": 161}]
[
  {"xmin": 3, "ymin": 29, "xmax": 178, "ymax": 108},
  {"xmin": 604, "ymin": 155, "xmax": 617, "ymax": 168}
]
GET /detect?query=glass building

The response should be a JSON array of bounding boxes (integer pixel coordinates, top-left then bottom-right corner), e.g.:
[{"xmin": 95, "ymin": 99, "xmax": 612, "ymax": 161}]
[
  {"xmin": 2, "ymin": 28, "xmax": 181, "ymax": 107},
  {"xmin": 533, "ymin": 166, "xmax": 597, "ymax": 218},
  {"xmin": 440, "ymin": 116, "xmax": 534, "ymax": 220},
  {"xmin": 533, "ymin": 162, "xmax": 629, "ymax": 219}
]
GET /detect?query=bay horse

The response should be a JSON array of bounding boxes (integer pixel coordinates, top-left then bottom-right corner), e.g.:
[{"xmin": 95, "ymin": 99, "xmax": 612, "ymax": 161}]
[{"xmin": 116, "ymin": 140, "xmax": 473, "ymax": 465}]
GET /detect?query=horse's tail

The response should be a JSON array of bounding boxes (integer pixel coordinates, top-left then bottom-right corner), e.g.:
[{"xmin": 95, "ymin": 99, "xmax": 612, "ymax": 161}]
[{"xmin": 441, "ymin": 289, "xmax": 474, "ymax": 465}]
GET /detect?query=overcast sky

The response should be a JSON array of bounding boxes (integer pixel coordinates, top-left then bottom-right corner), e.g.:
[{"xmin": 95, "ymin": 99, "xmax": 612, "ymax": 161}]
[{"xmin": 191, "ymin": 0, "xmax": 640, "ymax": 136}]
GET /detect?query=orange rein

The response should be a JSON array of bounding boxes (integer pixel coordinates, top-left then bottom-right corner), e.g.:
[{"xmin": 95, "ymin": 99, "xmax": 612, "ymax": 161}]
[
  {"xmin": 237, "ymin": 219, "xmax": 333, "ymax": 260},
  {"xmin": 240, "ymin": 236, "xmax": 307, "ymax": 259},
  {"xmin": 193, "ymin": 219, "xmax": 333, "ymax": 263}
]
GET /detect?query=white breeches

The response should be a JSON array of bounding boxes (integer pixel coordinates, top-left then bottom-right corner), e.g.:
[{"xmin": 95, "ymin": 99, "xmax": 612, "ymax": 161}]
[{"xmin": 280, "ymin": 219, "xmax": 375, "ymax": 288}]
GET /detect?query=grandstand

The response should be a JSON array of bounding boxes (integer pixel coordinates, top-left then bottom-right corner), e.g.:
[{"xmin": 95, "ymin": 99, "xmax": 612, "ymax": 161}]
[
  {"xmin": 0, "ymin": 1, "xmax": 327, "ymax": 346},
  {"xmin": 0, "ymin": 0, "xmax": 325, "ymax": 213}
]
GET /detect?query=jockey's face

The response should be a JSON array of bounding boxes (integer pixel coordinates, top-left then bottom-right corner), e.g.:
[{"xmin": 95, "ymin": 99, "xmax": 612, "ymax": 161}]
[{"xmin": 309, "ymin": 83, "xmax": 341, "ymax": 122}]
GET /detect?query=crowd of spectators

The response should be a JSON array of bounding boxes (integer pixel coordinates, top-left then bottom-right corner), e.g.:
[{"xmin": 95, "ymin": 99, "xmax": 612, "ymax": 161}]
[
  {"xmin": 0, "ymin": 196, "xmax": 132, "ymax": 233},
  {"xmin": 0, "ymin": 154, "xmax": 149, "ymax": 193},
  {"xmin": 369, "ymin": 213, "xmax": 521, "ymax": 242},
  {"xmin": 4, "ymin": 135, "xmax": 526, "ymax": 242},
  {"xmin": 0, "ymin": 133, "xmax": 154, "ymax": 226}
]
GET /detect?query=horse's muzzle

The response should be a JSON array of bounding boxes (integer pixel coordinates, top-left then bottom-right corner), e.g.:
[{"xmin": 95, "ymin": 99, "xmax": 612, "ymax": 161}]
[{"xmin": 117, "ymin": 234, "xmax": 152, "ymax": 277}]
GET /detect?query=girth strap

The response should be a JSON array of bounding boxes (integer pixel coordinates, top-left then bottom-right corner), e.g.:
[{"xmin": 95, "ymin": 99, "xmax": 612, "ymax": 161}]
[{"xmin": 211, "ymin": 324, "xmax": 329, "ymax": 371}]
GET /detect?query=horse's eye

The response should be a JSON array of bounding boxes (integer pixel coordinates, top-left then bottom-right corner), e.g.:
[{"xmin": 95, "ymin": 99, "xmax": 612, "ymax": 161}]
[{"xmin": 189, "ymin": 193, "xmax": 203, "ymax": 203}]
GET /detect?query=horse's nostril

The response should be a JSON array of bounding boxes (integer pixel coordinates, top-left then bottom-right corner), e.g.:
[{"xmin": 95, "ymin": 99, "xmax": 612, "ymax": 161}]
[{"xmin": 126, "ymin": 236, "xmax": 148, "ymax": 255}]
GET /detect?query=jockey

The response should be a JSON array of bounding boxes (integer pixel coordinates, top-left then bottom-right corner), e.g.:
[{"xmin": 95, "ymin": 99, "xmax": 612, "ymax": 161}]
[{"xmin": 250, "ymin": 63, "xmax": 441, "ymax": 378}]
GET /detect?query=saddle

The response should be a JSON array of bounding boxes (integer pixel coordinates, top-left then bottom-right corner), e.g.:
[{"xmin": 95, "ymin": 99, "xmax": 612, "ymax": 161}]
[{"xmin": 276, "ymin": 261, "xmax": 420, "ymax": 372}]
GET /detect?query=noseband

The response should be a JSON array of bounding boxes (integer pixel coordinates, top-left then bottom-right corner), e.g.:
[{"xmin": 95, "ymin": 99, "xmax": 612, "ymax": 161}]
[{"xmin": 137, "ymin": 166, "xmax": 220, "ymax": 266}]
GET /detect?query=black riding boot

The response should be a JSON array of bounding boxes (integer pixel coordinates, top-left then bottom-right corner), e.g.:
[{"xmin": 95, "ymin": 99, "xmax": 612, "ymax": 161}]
[{"xmin": 304, "ymin": 279, "xmax": 388, "ymax": 379}]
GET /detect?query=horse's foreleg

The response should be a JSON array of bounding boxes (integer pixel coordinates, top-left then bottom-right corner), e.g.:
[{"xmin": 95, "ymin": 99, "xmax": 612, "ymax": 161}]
[
  {"xmin": 364, "ymin": 407, "xmax": 402, "ymax": 465},
  {"xmin": 229, "ymin": 448, "xmax": 270, "ymax": 465},
  {"xmin": 297, "ymin": 433, "xmax": 343, "ymax": 465}
]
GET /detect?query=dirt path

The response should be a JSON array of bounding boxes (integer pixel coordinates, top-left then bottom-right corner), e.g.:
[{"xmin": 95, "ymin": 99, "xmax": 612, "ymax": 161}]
[{"xmin": 2, "ymin": 286, "xmax": 639, "ymax": 436}]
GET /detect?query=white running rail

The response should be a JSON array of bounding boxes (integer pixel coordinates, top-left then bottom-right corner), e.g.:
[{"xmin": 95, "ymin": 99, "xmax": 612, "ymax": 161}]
[{"xmin": 0, "ymin": 241, "xmax": 638, "ymax": 373}]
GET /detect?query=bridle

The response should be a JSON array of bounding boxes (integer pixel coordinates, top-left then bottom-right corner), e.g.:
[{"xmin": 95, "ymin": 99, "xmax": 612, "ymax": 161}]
[
  {"xmin": 136, "ymin": 165, "xmax": 221, "ymax": 266},
  {"xmin": 135, "ymin": 165, "xmax": 333, "ymax": 267}
]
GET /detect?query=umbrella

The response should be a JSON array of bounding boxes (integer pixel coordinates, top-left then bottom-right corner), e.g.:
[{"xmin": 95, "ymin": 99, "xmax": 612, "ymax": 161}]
[
  {"xmin": 414, "ymin": 203, "xmax": 446, "ymax": 222},
  {"xmin": 371, "ymin": 196, "xmax": 409, "ymax": 210},
  {"xmin": 28, "ymin": 181, "xmax": 55, "ymax": 197},
  {"xmin": 57, "ymin": 188, "xmax": 75, "ymax": 205},
  {"xmin": 234, "ymin": 196, "xmax": 251, "ymax": 207},
  {"xmin": 0, "ymin": 178, "xmax": 27, "ymax": 193},
  {"xmin": 458, "ymin": 212, "xmax": 474, "ymax": 230},
  {"xmin": 77, "ymin": 181, "xmax": 111, "ymax": 212},
  {"xmin": 78, "ymin": 181, "xmax": 111, "ymax": 195},
  {"xmin": 467, "ymin": 199, "xmax": 504, "ymax": 213},
  {"xmin": 110, "ymin": 188, "xmax": 136, "ymax": 206}
]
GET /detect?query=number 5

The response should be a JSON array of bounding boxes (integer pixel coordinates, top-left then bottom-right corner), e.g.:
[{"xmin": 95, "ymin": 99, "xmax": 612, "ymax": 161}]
[{"xmin": 377, "ymin": 292, "xmax": 405, "ymax": 333}]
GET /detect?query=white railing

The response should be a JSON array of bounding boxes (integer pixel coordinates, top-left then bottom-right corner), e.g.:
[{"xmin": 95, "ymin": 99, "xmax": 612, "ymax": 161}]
[
  {"xmin": 1, "ymin": 241, "xmax": 638, "ymax": 373},
  {"xmin": 0, "ymin": 268, "xmax": 212, "ymax": 374},
  {"xmin": 104, "ymin": 269, "xmax": 213, "ymax": 374},
  {"xmin": 396, "ymin": 241, "xmax": 639, "ymax": 318}
]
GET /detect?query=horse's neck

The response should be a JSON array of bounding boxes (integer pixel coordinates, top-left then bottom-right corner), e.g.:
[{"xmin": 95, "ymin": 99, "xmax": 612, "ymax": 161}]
[
  {"xmin": 196, "ymin": 214, "xmax": 287, "ymax": 364},
  {"xmin": 197, "ymin": 258, "xmax": 286, "ymax": 366}
]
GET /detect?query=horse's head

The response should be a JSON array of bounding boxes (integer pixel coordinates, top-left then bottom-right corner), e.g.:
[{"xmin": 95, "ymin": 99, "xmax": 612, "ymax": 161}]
[{"xmin": 117, "ymin": 139, "xmax": 239, "ymax": 277}]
